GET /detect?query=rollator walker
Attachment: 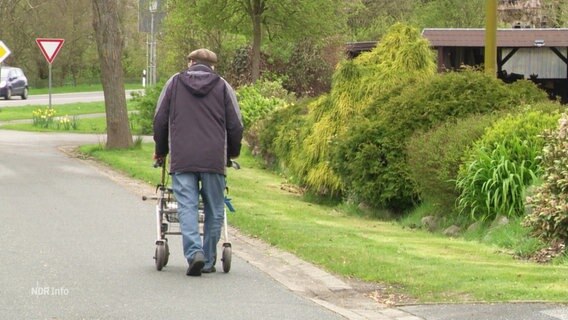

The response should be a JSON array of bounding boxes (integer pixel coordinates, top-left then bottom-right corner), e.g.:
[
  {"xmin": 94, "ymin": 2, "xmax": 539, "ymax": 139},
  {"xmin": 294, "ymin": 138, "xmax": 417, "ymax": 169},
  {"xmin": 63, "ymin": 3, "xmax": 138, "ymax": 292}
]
[{"xmin": 142, "ymin": 157, "xmax": 239, "ymax": 272}]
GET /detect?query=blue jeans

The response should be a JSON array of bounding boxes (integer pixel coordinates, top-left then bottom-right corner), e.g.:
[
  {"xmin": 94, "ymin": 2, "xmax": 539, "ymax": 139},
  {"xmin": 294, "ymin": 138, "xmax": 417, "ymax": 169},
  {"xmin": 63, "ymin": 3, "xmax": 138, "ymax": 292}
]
[{"xmin": 172, "ymin": 172, "xmax": 226, "ymax": 269}]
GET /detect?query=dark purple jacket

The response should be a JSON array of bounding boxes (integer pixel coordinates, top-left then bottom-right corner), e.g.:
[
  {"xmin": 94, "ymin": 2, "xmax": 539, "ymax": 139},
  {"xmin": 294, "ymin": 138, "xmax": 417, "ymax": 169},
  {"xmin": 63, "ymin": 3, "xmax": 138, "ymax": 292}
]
[{"xmin": 153, "ymin": 64, "xmax": 243, "ymax": 175}]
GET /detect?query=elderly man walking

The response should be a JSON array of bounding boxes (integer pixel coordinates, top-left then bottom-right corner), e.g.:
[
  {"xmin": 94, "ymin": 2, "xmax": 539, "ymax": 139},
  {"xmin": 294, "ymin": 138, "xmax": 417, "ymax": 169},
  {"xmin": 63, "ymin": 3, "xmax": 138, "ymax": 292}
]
[{"xmin": 153, "ymin": 48, "xmax": 243, "ymax": 276}]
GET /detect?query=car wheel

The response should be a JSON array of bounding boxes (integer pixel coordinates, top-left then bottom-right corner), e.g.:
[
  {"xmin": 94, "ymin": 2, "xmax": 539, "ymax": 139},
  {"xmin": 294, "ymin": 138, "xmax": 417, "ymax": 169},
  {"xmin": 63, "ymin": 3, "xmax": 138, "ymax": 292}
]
[
  {"xmin": 4, "ymin": 88, "xmax": 11, "ymax": 100},
  {"xmin": 21, "ymin": 87, "xmax": 28, "ymax": 100}
]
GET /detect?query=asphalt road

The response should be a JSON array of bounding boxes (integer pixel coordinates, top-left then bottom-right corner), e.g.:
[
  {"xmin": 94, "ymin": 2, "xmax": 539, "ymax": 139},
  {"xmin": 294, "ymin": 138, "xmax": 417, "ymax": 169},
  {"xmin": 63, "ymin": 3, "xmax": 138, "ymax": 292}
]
[
  {"xmin": 0, "ymin": 90, "xmax": 140, "ymax": 108},
  {"xmin": 0, "ymin": 130, "xmax": 344, "ymax": 319}
]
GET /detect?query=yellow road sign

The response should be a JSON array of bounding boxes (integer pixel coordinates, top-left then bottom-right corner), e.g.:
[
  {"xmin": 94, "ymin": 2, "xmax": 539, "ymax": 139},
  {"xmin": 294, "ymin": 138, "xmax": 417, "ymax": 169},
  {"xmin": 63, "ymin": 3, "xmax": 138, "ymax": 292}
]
[{"xmin": 0, "ymin": 41, "xmax": 11, "ymax": 63}]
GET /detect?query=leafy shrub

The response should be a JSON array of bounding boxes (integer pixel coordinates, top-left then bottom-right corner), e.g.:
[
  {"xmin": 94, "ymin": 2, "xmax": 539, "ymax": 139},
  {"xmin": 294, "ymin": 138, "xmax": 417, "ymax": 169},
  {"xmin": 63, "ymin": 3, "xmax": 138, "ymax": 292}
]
[
  {"xmin": 524, "ymin": 114, "xmax": 568, "ymax": 245},
  {"xmin": 130, "ymin": 81, "xmax": 165, "ymax": 135},
  {"xmin": 248, "ymin": 100, "xmax": 309, "ymax": 168},
  {"xmin": 456, "ymin": 110, "xmax": 560, "ymax": 222},
  {"xmin": 131, "ymin": 77, "xmax": 293, "ymax": 136},
  {"xmin": 237, "ymin": 79, "xmax": 291, "ymax": 129},
  {"xmin": 508, "ymin": 79, "xmax": 553, "ymax": 105},
  {"xmin": 406, "ymin": 113, "xmax": 503, "ymax": 214},
  {"xmin": 250, "ymin": 77, "xmax": 296, "ymax": 102},
  {"xmin": 333, "ymin": 70, "xmax": 549, "ymax": 212}
]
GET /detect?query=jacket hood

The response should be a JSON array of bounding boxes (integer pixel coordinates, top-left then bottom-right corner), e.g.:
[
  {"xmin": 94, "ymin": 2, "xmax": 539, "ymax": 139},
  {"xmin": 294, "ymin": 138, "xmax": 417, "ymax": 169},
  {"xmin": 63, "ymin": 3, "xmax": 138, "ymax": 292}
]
[{"xmin": 179, "ymin": 64, "xmax": 221, "ymax": 97}]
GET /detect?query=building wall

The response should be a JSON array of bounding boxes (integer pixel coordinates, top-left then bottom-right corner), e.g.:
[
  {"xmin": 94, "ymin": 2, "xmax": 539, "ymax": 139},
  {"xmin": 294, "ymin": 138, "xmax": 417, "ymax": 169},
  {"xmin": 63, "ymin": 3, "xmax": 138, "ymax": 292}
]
[{"xmin": 502, "ymin": 47, "xmax": 567, "ymax": 78}]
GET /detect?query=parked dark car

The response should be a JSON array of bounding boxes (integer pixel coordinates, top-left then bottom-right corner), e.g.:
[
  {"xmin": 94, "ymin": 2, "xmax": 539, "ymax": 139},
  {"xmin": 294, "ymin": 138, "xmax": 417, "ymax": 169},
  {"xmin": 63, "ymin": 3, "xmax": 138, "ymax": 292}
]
[{"xmin": 0, "ymin": 66, "xmax": 29, "ymax": 100}]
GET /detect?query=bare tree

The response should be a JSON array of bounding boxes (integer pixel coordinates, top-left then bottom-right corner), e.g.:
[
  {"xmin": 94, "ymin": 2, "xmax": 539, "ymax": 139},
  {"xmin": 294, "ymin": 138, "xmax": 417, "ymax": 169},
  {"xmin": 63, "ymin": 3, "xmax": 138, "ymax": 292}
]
[{"xmin": 92, "ymin": 0, "xmax": 133, "ymax": 149}]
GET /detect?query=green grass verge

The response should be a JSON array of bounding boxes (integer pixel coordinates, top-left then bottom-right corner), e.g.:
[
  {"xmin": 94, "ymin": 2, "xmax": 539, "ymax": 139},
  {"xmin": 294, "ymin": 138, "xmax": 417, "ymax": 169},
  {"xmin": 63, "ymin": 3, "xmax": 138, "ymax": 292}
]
[
  {"xmin": 30, "ymin": 83, "xmax": 143, "ymax": 95},
  {"xmin": 2, "ymin": 116, "xmax": 143, "ymax": 134},
  {"xmin": 3, "ymin": 117, "xmax": 108, "ymax": 133},
  {"xmin": 79, "ymin": 142, "xmax": 568, "ymax": 303},
  {"xmin": 0, "ymin": 102, "xmax": 141, "ymax": 134},
  {"xmin": 0, "ymin": 102, "xmax": 107, "ymax": 121}
]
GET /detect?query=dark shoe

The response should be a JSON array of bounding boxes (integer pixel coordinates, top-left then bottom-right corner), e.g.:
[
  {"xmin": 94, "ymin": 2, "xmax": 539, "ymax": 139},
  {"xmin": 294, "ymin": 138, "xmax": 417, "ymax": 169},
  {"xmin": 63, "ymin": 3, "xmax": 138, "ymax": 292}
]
[
  {"xmin": 201, "ymin": 266, "xmax": 216, "ymax": 274},
  {"xmin": 186, "ymin": 252, "xmax": 205, "ymax": 276}
]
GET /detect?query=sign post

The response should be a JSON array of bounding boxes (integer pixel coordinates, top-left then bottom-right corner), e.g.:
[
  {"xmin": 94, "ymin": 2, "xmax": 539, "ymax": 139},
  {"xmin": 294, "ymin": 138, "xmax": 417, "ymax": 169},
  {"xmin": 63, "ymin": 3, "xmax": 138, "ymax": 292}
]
[
  {"xmin": 139, "ymin": 0, "xmax": 164, "ymax": 87},
  {"xmin": 36, "ymin": 38, "xmax": 64, "ymax": 109}
]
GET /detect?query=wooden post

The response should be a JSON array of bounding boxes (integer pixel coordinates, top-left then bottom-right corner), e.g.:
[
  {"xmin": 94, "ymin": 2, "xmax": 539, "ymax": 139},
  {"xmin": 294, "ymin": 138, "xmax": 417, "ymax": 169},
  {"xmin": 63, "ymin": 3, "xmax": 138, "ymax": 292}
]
[{"xmin": 485, "ymin": 0, "xmax": 497, "ymax": 77}]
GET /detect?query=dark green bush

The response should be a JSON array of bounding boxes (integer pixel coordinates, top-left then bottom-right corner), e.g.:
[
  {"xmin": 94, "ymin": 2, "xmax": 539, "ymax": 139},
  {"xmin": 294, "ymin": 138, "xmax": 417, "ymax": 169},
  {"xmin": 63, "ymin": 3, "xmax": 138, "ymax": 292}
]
[
  {"xmin": 225, "ymin": 46, "xmax": 252, "ymax": 87},
  {"xmin": 282, "ymin": 39, "xmax": 335, "ymax": 97},
  {"xmin": 456, "ymin": 110, "xmax": 561, "ymax": 222},
  {"xmin": 333, "ymin": 70, "xmax": 549, "ymax": 213},
  {"xmin": 130, "ymin": 81, "xmax": 166, "ymax": 135},
  {"xmin": 524, "ymin": 114, "xmax": 568, "ymax": 245},
  {"xmin": 406, "ymin": 113, "xmax": 503, "ymax": 214}
]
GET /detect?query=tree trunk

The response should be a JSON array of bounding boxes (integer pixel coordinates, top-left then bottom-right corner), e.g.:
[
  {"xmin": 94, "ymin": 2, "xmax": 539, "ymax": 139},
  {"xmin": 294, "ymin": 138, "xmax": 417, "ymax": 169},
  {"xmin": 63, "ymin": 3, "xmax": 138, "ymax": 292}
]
[
  {"xmin": 92, "ymin": 0, "xmax": 133, "ymax": 149},
  {"xmin": 250, "ymin": 0, "xmax": 263, "ymax": 82}
]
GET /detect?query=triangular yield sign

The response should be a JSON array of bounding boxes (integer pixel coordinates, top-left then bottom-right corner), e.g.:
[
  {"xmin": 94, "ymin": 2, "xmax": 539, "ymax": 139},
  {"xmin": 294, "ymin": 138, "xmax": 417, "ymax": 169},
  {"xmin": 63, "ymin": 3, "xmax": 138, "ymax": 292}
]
[
  {"xmin": 36, "ymin": 38, "xmax": 65, "ymax": 64},
  {"xmin": 0, "ymin": 41, "xmax": 11, "ymax": 64}
]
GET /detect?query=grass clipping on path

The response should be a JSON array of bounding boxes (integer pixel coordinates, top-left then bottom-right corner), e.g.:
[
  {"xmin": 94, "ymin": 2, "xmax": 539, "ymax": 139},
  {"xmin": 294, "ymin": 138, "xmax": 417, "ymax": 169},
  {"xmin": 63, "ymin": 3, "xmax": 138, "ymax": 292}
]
[{"xmin": 81, "ymin": 143, "xmax": 568, "ymax": 304}]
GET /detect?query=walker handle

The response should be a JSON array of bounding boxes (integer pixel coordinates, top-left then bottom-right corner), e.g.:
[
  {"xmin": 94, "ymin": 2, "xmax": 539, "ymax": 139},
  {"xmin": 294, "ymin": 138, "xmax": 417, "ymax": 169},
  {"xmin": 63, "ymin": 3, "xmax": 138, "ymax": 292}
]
[
  {"xmin": 229, "ymin": 160, "xmax": 240, "ymax": 170},
  {"xmin": 153, "ymin": 158, "xmax": 165, "ymax": 168}
]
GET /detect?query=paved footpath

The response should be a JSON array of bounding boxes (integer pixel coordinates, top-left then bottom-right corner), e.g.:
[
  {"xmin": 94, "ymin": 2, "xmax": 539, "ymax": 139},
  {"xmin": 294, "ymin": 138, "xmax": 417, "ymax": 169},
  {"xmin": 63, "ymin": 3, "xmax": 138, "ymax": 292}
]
[{"xmin": 0, "ymin": 130, "xmax": 566, "ymax": 320}]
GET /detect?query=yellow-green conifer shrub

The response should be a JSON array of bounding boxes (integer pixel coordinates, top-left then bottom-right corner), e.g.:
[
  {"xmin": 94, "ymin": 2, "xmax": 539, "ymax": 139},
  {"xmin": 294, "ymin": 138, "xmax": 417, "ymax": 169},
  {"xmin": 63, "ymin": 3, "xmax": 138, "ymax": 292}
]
[
  {"xmin": 253, "ymin": 100, "xmax": 308, "ymax": 171},
  {"xmin": 294, "ymin": 23, "xmax": 436, "ymax": 197},
  {"xmin": 288, "ymin": 96, "xmax": 337, "ymax": 193}
]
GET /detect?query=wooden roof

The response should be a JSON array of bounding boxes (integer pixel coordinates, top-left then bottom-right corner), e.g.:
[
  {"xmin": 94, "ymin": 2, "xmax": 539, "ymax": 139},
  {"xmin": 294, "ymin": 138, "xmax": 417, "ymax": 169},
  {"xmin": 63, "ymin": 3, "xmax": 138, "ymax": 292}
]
[
  {"xmin": 422, "ymin": 28, "xmax": 568, "ymax": 48},
  {"xmin": 345, "ymin": 41, "xmax": 377, "ymax": 57}
]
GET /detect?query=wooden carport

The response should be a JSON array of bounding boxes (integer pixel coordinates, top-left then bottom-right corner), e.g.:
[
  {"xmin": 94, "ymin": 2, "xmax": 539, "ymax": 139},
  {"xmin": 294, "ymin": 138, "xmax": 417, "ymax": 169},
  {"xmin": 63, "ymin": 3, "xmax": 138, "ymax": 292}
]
[{"xmin": 421, "ymin": 28, "xmax": 568, "ymax": 102}]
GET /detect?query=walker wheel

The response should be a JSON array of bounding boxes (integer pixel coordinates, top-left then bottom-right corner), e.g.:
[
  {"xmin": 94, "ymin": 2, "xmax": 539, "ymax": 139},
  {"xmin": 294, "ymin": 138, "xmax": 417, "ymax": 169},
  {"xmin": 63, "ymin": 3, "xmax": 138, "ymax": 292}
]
[
  {"xmin": 163, "ymin": 241, "xmax": 170, "ymax": 266},
  {"xmin": 154, "ymin": 242, "xmax": 169, "ymax": 271},
  {"xmin": 221, "ymin": 244, "xmax": 232, "ymax": 273}
]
